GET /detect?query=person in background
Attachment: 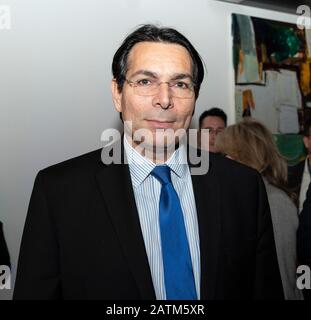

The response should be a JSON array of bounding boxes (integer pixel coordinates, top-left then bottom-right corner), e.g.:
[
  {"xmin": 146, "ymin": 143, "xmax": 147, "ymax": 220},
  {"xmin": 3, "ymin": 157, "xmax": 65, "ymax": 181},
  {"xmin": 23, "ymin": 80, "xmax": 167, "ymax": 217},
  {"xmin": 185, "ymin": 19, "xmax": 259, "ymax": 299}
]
[
  {"xmin": 288, "ymin": 118, "xmax": 311, "ymax": 212},
  {"xmin": 0, "ymin": 221, "xmax": 10, "ymax": 268},
  {"xmin": 216, "ymin": 118, "xmax": 303, "ymax": 300},
  {"xmin": 297, "ymin": 182, "xmax": 311, "ymax": 300},
  {"xmin": 199, "ymin": 108, "xmax": 227, "ymax": 152}
]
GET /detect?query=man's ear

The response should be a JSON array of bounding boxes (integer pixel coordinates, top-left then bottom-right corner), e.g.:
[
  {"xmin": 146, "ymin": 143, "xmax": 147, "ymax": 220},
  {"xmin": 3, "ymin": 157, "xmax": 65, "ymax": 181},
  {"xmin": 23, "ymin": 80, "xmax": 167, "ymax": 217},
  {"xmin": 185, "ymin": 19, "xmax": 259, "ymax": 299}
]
[{"xmin": 111, "ymin": 79, "xmax": 122, "ymax": 113}]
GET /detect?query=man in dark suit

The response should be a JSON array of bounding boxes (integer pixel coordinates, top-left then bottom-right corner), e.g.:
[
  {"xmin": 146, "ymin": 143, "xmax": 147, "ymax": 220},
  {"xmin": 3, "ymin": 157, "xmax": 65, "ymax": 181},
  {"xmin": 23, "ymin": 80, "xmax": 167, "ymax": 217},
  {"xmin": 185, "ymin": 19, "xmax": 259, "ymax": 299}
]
[
  {"xmin": 288, "ymin": 118, "xmax": 311, "ymax": 212},
  {"xmin": 297, "ymin": 182, "xmax": 311, "ymax": 300},
  {"xmin": 0, "ymin": 221, "xmax": 10, "ymax": 268},
  {"xmin": 14, "ymin": 24, "xmax": 284, "ymax": 300}
]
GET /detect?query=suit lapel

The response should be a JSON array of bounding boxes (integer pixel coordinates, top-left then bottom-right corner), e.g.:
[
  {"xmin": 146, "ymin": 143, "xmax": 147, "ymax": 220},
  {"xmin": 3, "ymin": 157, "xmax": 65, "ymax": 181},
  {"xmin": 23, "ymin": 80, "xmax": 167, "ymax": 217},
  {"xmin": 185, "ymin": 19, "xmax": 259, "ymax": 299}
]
[
  {"xmin": 190, "ymin": 155, "xmax": 222, "ymax": 300},
  {"xmin": 95, "ymin": 161, "xmax": 156, "ymax": 299}
]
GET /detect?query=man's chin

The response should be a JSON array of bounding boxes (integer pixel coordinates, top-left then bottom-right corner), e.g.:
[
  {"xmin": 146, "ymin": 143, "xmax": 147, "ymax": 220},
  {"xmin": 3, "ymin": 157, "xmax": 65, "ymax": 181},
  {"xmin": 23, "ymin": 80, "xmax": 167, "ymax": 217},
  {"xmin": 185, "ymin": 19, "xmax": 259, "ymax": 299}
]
[
  {"xmin": 135, "ymin": 138, "xmax": 177, "ymax": 152},
  {"xmin": 131, "ymin": 136, "xmax": 180, "ymax": 162},
  {"xmin": 210, "ymin": 147, "xmax": 220, "ymax": 153}
]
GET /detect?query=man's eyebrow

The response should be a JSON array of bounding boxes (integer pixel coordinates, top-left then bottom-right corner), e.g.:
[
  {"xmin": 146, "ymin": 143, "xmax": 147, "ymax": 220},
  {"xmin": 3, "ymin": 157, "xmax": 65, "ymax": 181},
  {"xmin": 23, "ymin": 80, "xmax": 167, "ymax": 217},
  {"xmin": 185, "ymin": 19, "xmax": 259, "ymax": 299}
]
[
  {"xmin": 204, "ymin": 126, "xmax": 225, "ymax": 129},
  {"xmin": 130, "ymin": 70, "xmax": 158, "ymax": 78},
  {"xmin": 171, "ymin": 73, "xmax": 194, "ymax": 82},
  {"xmin": 129, "ymin": 70, "xmax": 194, "ymax": 82}
]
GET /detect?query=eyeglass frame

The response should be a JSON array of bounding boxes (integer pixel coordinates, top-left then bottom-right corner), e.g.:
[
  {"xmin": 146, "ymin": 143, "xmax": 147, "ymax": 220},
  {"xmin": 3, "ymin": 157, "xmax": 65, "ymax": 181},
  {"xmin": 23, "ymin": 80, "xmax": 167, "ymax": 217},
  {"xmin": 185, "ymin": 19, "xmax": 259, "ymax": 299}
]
[
  {"xmin": 201, "ymin": 127, "xmax": 225, "ymax": 135},
  {"xmin": 124, "ymin": 78, "xmax": 196, "ymax": 99}
]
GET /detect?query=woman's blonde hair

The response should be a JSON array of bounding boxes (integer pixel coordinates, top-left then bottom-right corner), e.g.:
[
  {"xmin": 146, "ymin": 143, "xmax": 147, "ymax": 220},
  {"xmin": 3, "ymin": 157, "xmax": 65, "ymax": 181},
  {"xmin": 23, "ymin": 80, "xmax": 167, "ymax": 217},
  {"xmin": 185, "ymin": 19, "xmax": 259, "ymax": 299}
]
[{"xmin": 216, "ymin": 118, "xmax": 291, "ymax": 198}]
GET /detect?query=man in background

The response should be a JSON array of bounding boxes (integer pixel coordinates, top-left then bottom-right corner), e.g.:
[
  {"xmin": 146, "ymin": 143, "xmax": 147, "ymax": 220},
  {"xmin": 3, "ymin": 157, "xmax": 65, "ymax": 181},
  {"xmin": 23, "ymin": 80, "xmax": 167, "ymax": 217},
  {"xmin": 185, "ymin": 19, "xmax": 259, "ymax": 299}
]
[
  {"xmin": 0, "ymin": 221, "xmax": 10, "ymax": 268},
  {"xmin": 288, "ymin": 118, "xmax": 311, "ymax": 212},
  {"xmin": 297, "ymin": 181, "xmax": 311, "ymax": 300},
  {"xmin": 199, "ymin": 108, "xmax": 227, "ymax": 152}
]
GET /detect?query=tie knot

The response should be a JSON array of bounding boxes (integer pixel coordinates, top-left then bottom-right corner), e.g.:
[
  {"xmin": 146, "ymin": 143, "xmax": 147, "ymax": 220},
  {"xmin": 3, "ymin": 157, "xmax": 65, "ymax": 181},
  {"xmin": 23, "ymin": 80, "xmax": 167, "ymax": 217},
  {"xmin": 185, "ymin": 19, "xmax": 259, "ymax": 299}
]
[{"xmin": 151, "ymin": 165, "xmax": 172, "ymax": 185}]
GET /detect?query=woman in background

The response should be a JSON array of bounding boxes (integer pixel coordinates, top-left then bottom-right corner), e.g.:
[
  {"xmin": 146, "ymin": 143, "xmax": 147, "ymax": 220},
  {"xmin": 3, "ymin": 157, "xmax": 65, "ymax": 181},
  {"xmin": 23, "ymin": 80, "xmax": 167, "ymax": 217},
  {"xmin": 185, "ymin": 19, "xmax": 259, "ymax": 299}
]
[{"xmin": 216, "ymin": 118, "xmax": 303, "ymax": 300}]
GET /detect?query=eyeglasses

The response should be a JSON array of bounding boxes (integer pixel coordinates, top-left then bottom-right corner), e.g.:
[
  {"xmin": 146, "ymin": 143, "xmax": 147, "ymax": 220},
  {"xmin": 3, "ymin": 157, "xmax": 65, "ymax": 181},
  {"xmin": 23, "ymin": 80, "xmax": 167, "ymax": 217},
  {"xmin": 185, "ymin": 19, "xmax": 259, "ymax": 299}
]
[
  {"xmin": 202, "ymin": 127, "xmax": 224, "ymax": 135},
  {"xmin": 125, "ymin": 78, "xmax": 195, "ymax": 99}
]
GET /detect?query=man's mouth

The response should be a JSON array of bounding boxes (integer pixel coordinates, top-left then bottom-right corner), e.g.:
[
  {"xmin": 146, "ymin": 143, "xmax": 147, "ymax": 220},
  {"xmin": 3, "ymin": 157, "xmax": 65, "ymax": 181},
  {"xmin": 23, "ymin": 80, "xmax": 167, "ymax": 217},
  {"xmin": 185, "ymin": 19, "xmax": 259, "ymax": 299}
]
[{"xmin": 145, "ymin": 120, "xmax": 175, "ymax": 129}]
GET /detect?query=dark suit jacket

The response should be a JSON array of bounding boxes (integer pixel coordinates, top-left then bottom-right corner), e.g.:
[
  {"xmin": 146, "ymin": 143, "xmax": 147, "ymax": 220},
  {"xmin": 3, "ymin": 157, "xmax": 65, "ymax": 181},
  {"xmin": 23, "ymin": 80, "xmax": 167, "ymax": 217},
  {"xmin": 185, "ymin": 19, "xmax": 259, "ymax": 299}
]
[
  {"xmin": 288, "ymin": 160, "xmax": 305, "ymax": 197},
  {"xmin": 297, "ymin": 182, "xmax": 311, "ymax": 266},
  {"xmin": 297, "ymin": 181, "xmax": 311, "ymax": 300},
  {"xmin": 14, "ymin": 147, "xmax": 284, "ymax": 300},
  {"xmin": 0, "ymin": 222, "xmax": 10, "ymax": 268}
]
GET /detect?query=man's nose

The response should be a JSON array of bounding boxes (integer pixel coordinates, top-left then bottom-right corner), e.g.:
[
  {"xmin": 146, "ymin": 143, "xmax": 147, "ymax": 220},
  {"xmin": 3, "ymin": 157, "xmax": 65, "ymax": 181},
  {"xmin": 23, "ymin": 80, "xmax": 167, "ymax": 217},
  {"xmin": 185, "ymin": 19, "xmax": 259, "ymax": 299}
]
[
  {"xmin": 209, "ymin": 133, "xmax": 216, "ymax": 142},
  {"xmin": 153, "ymin": 82, "xmax": 173, "ymax": 110}
]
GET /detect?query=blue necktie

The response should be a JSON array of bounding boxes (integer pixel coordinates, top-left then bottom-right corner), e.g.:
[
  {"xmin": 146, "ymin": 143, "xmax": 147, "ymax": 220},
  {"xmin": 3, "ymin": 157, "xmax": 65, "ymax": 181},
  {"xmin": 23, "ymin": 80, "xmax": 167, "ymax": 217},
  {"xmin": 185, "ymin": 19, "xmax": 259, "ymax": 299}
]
[{"xmin": 151, "ymin": 165, "xmax": 197, "ymax": 300}]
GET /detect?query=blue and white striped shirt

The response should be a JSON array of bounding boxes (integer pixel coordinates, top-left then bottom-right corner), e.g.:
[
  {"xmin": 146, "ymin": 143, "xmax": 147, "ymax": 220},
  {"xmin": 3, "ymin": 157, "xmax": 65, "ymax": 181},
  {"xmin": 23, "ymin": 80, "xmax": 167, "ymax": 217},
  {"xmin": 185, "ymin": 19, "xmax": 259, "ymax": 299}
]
[{"xmin": 124, "ymin": 136, "xmax": 201, "ymax": 300}]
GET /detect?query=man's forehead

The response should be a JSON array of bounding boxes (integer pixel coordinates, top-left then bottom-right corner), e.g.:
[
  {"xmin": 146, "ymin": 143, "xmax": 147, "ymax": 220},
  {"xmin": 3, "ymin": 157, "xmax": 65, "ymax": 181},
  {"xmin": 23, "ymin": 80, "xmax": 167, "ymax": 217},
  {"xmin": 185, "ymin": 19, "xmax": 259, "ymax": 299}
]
[
  {"xmin": 202, "ymin": 116, "xmax": 225, "ymax": 127},
  {"xmin": 126, "ymin": 41, "xmax": 193, "ymax": 74},
  {"xmin": 129, "ymin": 41, "xmax": 191, "ymax": 55}
]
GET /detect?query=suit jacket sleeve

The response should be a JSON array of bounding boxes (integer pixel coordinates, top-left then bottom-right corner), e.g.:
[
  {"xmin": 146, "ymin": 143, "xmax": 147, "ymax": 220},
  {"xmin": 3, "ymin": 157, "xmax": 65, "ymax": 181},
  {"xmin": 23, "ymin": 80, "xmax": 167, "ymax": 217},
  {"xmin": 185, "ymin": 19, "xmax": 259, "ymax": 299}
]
[
  {"xmin": 297, "ymin": 182, "xmax": 311, "ymax": 266},
  {"xmin": 253, "ymin": 174, "xmax": 284, "ymax": 299},
  {"xmin": 14, "ymin": 172, "xmax": 61, "ymax": 300}
]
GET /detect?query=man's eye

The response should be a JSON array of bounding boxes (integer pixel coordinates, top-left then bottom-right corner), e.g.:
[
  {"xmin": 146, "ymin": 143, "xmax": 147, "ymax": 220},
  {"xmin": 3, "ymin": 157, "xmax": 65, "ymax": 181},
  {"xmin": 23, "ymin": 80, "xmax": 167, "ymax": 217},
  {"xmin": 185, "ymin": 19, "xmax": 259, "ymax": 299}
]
[
  {"xmin": 136, "ymin": 79, "xmax": 152, "ymax": 86},
  {"xmin": 174, "ymin": 81, "xmax": 190, "ymax": 89}
]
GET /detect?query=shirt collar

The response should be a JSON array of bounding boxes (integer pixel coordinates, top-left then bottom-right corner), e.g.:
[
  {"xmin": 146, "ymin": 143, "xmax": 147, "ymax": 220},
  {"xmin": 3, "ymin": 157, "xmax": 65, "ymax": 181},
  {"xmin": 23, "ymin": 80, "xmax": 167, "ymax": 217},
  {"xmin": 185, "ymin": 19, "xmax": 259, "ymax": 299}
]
[{"xmin": 123, "ymin": 135, "xmax": 188, "ymax": 188}]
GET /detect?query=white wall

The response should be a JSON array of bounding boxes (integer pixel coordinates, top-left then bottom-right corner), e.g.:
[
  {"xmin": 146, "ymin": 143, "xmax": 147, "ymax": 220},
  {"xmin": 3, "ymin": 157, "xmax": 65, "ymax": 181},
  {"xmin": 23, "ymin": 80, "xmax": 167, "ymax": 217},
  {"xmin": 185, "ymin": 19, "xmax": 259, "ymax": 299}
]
[{"xmin": 0, "ymin": 0, "xmax": 299, "ymax": 299}]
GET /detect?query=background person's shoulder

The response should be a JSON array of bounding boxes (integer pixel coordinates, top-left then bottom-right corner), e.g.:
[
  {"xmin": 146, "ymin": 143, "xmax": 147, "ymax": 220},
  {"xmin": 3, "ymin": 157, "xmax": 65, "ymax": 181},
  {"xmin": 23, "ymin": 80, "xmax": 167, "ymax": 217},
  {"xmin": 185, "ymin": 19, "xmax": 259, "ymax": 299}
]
[{"xmin": 209, "ymin": 152, "xmax": 260, "ymax": 181}]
